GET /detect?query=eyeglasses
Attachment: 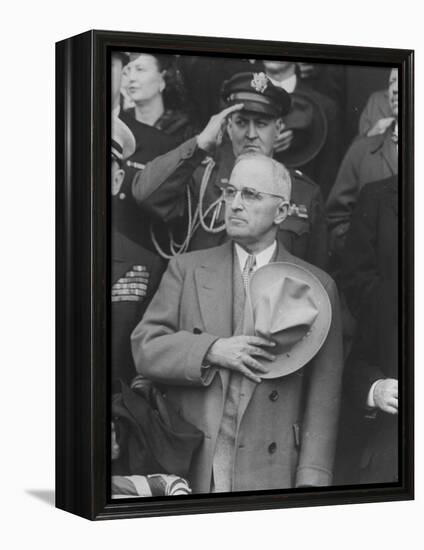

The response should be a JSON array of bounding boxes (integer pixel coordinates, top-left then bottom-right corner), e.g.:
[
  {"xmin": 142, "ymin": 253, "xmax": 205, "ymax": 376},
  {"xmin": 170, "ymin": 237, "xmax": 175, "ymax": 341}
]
[{"xmin": 220, "ymin": 185, "xmax": 287, "ymax": 204}]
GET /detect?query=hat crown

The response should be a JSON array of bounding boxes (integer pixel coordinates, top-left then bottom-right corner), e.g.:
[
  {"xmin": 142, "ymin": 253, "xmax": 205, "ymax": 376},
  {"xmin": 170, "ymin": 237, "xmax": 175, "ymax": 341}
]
[
  {"xmin": 243, "ymin": 262, "xmax": 332, "ymax": 379},
  {"xmin": 253, "ymin": 276, "xmax": 318, "ymax": 354}
]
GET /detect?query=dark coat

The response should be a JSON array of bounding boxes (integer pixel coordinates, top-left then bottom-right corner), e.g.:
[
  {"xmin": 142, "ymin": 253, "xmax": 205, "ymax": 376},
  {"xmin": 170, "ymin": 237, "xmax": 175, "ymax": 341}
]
[
  {"xmin": 132, "ymin": 138, "xmax": 329, "ymax": 269},
  {"xmin": 326, "ymin": 130, "xmax": 397, "ymax": 254},
  {"xmin": 112, "ymin": 380, "xmax": 204, "ymax": 478},
  {"xmin": 115, "ymin": 111, "xmax": 180, "ymax": 249},
  {"xmin": 111, "ymin": 230, "xmax": 165, "ymax": 384},
  {"xmin": 339, "ymin": 176, "xmax": 398, "ymax": 483},
  {"xmin": 131, "ymin": 241, "xmax": 343, "ymax": 493}
]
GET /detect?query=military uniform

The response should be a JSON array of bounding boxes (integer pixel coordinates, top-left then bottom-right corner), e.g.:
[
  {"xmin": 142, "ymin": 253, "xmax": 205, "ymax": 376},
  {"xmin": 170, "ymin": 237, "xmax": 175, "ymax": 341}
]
[{"xmin": 133, "ymin": 137, "xmax": 328, "ymax": 269}]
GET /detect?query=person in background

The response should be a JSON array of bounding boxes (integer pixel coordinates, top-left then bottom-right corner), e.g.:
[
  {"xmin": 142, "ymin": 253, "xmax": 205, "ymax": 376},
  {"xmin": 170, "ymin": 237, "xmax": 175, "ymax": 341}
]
[
  {"xmin": 326, "ymin": 68, "xmax": 398, "ymax": 257},
  {"xmin": 358, "ymin": 70, "xmax": 398, "ymax": 137},
  {"xmin": 115, "ymin": 53, "xmax": 198, "ymax": 250},
  {"xmin": 335, "ymin": 175, "xmax": 398, "ymax": 484},
  {"xmin": 261, "ymin": 60, "xmax": 342, "ymax": 199},
  {"xmin": 111, "ymin": 117, "xmax": 165, "ymax": 383},
  {"xmin": 112, "ymin": 51, "xmax": 129, "ymax": 116},
  {"xmin": 121, "ymin": 52, "xmax": 195, "ymax": 143}
]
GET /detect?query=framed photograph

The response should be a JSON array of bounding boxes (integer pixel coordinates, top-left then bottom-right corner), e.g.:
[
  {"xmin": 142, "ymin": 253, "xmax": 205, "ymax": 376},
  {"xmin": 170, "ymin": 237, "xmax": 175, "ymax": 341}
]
[{"xmin": 56, "ymin": 30, "xmax": 414, "ymax": 520}]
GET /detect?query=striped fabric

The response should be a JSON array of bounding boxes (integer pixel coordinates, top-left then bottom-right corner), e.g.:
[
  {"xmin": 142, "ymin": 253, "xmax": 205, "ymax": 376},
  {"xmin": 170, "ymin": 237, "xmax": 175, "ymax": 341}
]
[{"xmin": 111, "ymin": 474, "xmax": 191, "ymax": 499}]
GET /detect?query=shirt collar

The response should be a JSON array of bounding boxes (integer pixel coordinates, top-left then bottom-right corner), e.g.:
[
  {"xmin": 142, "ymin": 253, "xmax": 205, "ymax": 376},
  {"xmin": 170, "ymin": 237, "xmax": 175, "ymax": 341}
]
[
  {"xmin": 234, "ymin": 241, "xmax": 277, "ymax": 272},
  {"xmin": 268, "ymin": 73, "xmax": 297, "ymax": 94}
]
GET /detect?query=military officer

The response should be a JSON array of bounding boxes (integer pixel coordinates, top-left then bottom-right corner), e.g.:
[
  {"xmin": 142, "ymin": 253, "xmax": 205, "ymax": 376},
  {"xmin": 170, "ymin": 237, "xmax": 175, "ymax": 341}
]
[{"xmin": 131, "ymin": 72, "xmax": 328, "ymax": 269}]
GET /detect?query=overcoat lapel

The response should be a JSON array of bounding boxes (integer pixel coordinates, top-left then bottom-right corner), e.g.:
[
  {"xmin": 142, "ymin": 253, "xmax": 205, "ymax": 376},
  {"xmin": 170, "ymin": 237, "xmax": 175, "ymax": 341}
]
[
  {"xmin": 194, "ymin": 241, "xmax": 233, "ymax": 336},
  {"xmin": 379, "ymin": 134, "xmax": 398, "ymax": 176},
  {"xmin": 194, "ymin": 242, "xmax": 234, "ymax": 394}
]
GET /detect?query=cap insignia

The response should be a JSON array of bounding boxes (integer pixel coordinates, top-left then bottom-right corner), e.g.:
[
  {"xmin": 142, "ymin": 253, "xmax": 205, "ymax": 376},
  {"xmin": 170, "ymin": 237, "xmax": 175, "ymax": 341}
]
[{"xmin": 251, "ymin": 72, "xmax": 269, "ymax": 94}]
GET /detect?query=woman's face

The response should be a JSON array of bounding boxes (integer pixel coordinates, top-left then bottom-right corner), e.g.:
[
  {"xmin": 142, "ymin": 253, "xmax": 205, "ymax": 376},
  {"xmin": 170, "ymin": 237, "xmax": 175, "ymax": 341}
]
[{"xmin": 126, "ymin": 54, "xmax": 165, "ymax": 103}]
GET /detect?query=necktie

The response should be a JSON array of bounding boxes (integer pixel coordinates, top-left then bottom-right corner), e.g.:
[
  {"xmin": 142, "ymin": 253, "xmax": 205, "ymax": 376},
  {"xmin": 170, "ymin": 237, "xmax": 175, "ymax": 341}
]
[{"xmin": 242, "ymin": 254, "xmax": 256, "ymax": 293}]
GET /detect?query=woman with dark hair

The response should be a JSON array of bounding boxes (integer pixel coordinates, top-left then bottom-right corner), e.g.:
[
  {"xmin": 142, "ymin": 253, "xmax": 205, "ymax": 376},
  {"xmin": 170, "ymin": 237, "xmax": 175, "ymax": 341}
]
[
  {"xmin": 122, "ymin": 52, "xmax": 195, "ymax": 143},
  {"xmin": 115, "ymin": 53, "xmax": 196, "ymax": 250}
]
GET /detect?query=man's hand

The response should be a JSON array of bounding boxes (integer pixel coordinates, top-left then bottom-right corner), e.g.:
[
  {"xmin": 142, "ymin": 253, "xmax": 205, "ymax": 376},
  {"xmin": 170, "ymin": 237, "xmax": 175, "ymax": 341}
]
[
  {"xmin": 367, "ymin": 117, "xmax": 395, "ymax": 137},
  {"xmin": 112, "ymin": 265, "xmax": 150, "ymax": 302},
  {"xmin": 373, "ymin": 378, "xmax": 398, "ymax": 414},
  {"xmin": 196, "ymin": 103, "xmax": 244, "ymax": 153},
  {"xmin": 205, "ymin": 335, "xmax": 276, "ymax": 383},
  {"xmin": 274, "ymin": 127, "xmax": 294, "ymax": 153}
]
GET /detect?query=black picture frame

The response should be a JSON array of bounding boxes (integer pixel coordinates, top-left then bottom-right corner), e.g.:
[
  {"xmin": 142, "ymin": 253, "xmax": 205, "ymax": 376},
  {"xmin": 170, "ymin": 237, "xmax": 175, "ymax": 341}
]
[{"xmin": 56, "ymin": 29, "xmax": 414, "ymax": 521}]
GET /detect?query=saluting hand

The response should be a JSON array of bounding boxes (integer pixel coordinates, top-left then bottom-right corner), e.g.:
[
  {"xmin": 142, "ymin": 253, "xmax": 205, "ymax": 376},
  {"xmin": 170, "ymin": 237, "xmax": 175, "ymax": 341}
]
[
  {"xmin": 196, "ymin": 103, "xmax": 244, "ymax": 153},
  {"xmin": 205, "ymin": 335, "xmax": 276, "ymax": 383}
]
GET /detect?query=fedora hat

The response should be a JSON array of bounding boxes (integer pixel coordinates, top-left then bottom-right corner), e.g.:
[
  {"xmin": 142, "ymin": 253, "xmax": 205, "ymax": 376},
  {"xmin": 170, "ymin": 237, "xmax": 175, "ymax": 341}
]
[
  {"xmin": 242, "ymin": 262, "xmax": 332, "ymax": 379},
  {"xmin": 275, "ymin": 90, "xmax": 327, "ymax": 168}
]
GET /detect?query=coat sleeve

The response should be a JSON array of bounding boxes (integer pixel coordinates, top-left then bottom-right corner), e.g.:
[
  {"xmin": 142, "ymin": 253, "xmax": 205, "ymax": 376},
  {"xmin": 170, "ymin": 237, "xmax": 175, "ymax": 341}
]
[
  {"xmin": 131, "ymin": 255, "xmax": 218, "ymax": 386},
  {"xmin": 131, "ymin": 137, "xmax": 208, "ymax": 224},
  {"xmin": 326, "ymin": 140, "xmax": 362, "ymax": 252},
  {"xmin": 306, "ymin": 184, "xmax": 329, "ymax": 270},
  {"xmin": 295, "ymin": 278, "xmax": 343, "ymax": 487},
  {"xmin": 340, "ymin": 184, "xmax": 380, "ymax": 318}
]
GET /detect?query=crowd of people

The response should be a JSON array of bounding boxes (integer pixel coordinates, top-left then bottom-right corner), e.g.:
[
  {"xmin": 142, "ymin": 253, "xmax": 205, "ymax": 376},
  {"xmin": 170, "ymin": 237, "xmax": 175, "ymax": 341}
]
[{"xmin": 110, "ymin": 51, "xmax": 399, "ymax": 497}]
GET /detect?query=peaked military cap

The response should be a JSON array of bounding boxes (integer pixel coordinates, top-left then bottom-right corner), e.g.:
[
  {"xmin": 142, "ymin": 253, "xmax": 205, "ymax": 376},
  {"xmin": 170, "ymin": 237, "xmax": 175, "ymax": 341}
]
[{"xmin": 222, "ymin": 72, "xmax": 291, "ymax": 117}]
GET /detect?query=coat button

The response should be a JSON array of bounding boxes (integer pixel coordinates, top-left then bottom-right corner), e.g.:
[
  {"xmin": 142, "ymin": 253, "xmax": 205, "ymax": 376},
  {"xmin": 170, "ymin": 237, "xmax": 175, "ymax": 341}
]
[
  {"xmin": 269, "ymin": 390, "xmax": 279, "ymax": 402},
  {"xmin": 268, "ymin": 442, "xmax": 277, "ymax": 454}
]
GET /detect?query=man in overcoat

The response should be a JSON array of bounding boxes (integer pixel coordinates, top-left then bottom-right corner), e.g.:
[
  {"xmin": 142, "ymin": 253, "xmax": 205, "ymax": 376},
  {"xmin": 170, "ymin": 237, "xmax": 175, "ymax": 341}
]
[
  {"xmin": 131, "ymin": 154, "xmax": 343, "ymax": 493},
  {"xmin": 326, "ymin": 69, "xmax": 398, "ymax": 255},
  {"xmin": 339, "ymin": 175, "xmax": 398, "ymax": 483}
]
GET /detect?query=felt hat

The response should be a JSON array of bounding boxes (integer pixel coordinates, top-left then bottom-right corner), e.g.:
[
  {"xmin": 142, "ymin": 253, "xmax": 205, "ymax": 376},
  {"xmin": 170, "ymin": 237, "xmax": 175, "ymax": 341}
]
[
  {"xmin": 242, "ymin": 262, "xmax": 332, "ymax": 379},
  {"xmin": 221, "ymin": 72, "xmax": 292, "ymax": 118},
  {"xmin": 276, "ymin": 89, "xmax": 328, "ymax": 168}
]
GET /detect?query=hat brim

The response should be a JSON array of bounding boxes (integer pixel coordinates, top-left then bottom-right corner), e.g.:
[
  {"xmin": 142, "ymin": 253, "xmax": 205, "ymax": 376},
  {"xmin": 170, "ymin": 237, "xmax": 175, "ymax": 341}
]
[
  {"xmin": 243, "ymin": 262, "xmax": 332, "ymax": 379},
  {"xmin": 226, "ymin": 97, "xmax": 282, "ymax": 118},
  {"xmin": 275, "ymin": 90, "xmax": 328, "ymax": 168}
]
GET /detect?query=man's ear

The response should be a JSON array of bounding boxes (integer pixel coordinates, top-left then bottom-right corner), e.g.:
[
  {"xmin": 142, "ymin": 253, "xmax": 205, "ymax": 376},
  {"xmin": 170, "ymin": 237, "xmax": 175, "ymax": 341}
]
[
  {"xmin": 112, "ymin": 169, "xmax": 125, "ymax": 196},
  {"xmin": 274, "ymin": 200, "xmax": 289, "ymax": 225},
  {"xmin": 275, "ymin": 117, "xmax": 284, "ymax": 135}
]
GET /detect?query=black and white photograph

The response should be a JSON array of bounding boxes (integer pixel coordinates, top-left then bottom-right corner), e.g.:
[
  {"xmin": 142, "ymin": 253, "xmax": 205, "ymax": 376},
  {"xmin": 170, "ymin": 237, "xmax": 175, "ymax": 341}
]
[{"xmin": 109, "ymin": 50, "xmax": 403, "ymax": 499}]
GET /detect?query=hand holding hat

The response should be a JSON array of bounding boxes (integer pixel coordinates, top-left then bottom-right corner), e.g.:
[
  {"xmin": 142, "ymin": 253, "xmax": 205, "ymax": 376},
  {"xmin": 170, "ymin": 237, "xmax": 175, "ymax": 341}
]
[
  {"xmin": 243, "ymin": 262, "xmax": 332, "ymax": 379},
  {"xmin": 204, "ymin": 334, "xmax": 276, "ymax": 384}
]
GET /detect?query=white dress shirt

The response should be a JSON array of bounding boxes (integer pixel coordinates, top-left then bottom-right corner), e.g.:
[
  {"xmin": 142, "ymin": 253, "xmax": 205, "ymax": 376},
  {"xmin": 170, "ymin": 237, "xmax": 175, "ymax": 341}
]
[{"xmin": 234, "ymin": 241, "xmax": 277, "ymax": 273}]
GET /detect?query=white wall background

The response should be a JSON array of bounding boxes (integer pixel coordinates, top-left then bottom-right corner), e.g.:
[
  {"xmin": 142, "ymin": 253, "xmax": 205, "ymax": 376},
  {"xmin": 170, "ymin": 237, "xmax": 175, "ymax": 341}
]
[{"xmin": 0, "ymin": 0, "xmax": 421, "ymax": 547}]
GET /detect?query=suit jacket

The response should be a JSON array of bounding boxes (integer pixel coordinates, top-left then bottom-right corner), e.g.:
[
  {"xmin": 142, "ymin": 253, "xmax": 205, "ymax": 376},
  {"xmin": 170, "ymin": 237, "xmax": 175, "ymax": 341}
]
[
  {"xmin": 131, "ymin": 241, "xmax": 343, "ymax": 493},
  {"xmin": 339, "ymin": 177, "xmax": 398, "ymax": 483},
  {"xmin": 112, "ymin": 230, "xmax": 165, "ymax": 384},
  {"xmin": 342, "ymin": 176, "xmax": 398, "ymax": 402},
  {"xmin": 132, "ymin": 138, "xmax": 329, "ymax": 269}
]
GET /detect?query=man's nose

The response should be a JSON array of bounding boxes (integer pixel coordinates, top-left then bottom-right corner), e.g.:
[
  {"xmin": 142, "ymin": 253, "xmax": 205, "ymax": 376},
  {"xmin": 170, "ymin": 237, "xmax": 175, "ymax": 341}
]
[
  {"xmin": 247, "ymin": 121, "xmax": 258, "ymax": 139},
  {"xmin": 230, "ymin": 190, "xmax": 244, "ymax": 210}
]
